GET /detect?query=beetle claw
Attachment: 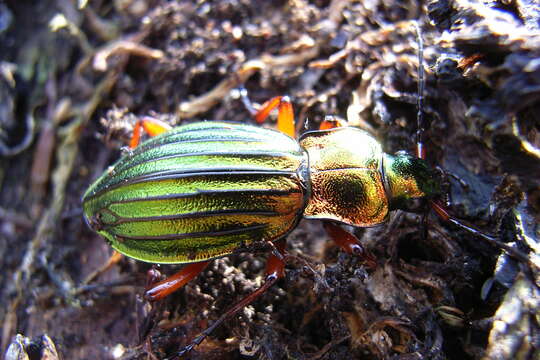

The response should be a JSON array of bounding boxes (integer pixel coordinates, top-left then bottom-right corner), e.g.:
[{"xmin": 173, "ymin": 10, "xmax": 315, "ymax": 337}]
[
  {"xmin": 175, "ymin": 343, "xmax": 196, "ymax": 358},
  {"xmin": 174, "ymin": 330, "xmax": 211, "ymax": 357}
]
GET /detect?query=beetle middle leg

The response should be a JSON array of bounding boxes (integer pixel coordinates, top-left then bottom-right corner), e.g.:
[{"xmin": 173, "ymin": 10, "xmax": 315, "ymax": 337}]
[
  {"xmin": 237, "ymin": 86, "xmax": 296, "ymax": 137},
  {"xmin": 323, "ymin": 222, "xmax": 377, "ymax": 269}
]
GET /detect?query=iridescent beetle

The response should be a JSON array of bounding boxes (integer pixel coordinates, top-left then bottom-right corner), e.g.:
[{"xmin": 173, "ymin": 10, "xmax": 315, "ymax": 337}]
[
  {"xmin": 82, "ymin": 117, "xmax": 441, "ymax": 262},
  {"xmin": 82, "ymin": 26, "xmax": 500, "ymax": 356},
  {"xmin": 82, "ymin": 110, "xmax": 445, "ymax": 354}
]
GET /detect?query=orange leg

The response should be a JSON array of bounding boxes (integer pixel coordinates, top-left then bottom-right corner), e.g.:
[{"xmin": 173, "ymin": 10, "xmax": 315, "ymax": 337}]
[
  {"xmin": 177, "ymin": 240, "xmax": 287, "ymax": 356},
  {"xmin": 130, "ymin": 116, "xmax": 172, "ymax": 149},
  {"xmin": 82, "ymin": 251, "xmax": 123, "ymax": 285},
  {"xmin": 323, "ymin": 222, "xmax": 376, "ymax": 269},
  {"xmin": 251, "ymin": 95, "xmax": 296, "ymax": 138},
  {"xmin": 318, "ymin": 115, "xmax": 348, "ymax": 130},
  {"xmin": 145, "ymin": 261, "xmax": 210, "ymax": 302}
]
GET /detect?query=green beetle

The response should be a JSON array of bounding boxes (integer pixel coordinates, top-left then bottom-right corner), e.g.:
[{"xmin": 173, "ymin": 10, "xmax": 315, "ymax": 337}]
[{"xmin": 82, "ymin": 120, "xmax": 440, "ymax": 265}]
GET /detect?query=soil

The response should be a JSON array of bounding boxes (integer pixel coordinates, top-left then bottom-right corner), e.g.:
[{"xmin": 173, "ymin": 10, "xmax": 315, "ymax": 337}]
[{"xmin": 1, "ymin": 1, "xmax": 539, "ymax": 360}]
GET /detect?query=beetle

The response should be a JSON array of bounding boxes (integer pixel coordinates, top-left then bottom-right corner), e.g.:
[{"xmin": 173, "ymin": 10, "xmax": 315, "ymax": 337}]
[
  {"xmin": 81, "ymin": 27, "xmax": 508, "ymax": 356},
  {"xmin": 82, "ymin": 102, "xmax": 443, "ymax": 353}
]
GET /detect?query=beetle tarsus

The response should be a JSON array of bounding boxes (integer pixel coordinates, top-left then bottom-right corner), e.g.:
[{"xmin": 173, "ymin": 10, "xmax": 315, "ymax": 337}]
[
  {"xmin": 145, "ymin": 267, "xmax": 162, "ymax": 288},
  {"xmin": 175, "ymin": 340, "xmax": 198, "ymax": 358},
  {"xmin": 234, "ymin": 86, "xmax": 258, "ymax": 116}
]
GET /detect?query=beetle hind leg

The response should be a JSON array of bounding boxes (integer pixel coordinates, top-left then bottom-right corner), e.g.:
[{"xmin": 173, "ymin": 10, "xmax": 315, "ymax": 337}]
[
  {"xmin": 81, "ymin": 251, "xmax": 123, "ymax": 285},
  {"xmin": 144, "ymin": 261, "xmax": 210, "ymax": 302},
  {"xmin": 176, "ymin": 240, "xmax": 287, "ymax": 357}
]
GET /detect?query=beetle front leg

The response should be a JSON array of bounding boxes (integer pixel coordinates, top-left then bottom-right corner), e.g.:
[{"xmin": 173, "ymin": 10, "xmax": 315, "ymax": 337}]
[
  {"xmin": 176, "ymin": 240, "xmax": 287, "ymax": 357},
  {"xmin": 130, "ymin": 116, "xmax": 172, "ymax": 149},
  {"xmin": 429, "ymin": 200, "xmax": 533, "ymax": 266},
  {"xmin": 323, "ymin": 222, "xmax": 377, "ymax": 269}
]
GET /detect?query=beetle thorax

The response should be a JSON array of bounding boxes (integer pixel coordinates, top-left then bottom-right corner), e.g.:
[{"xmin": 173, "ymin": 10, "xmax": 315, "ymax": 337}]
[{"xmin": 299, "ymin": 127, "xmax": 390, "ymax": 227}]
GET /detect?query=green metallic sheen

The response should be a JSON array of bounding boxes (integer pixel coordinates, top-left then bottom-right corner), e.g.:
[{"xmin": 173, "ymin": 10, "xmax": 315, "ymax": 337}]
[
  {"xmin": 83, "ymin": 122, "xmax": 309, "ymax": 264},
  {"xmin": 83, "ymin": 122, "xmax": 440, "ymax": 265},
  {"xmin": 384, "ymin": 152, "xmax": 441, "ymax": 210}
]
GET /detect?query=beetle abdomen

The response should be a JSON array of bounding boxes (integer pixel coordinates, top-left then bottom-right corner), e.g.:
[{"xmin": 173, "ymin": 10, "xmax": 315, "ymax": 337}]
[{"xmin": 83, "ymin": 122, "xmax": 309, "ymax": 264}]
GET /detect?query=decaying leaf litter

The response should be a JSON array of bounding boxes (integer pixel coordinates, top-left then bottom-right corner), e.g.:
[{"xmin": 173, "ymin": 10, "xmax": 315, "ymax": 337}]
[{"xmin": 0, "ymin": 0, "xmax": 538, "ymax": 359}]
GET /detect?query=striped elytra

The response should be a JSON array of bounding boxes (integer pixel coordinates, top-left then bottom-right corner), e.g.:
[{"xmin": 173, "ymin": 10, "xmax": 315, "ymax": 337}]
[
  {"xmin": 82, "ymin": 121, "xmax": 310, "ymax": 264},
  {"xmin": 83, "ymin": 121, "xmax": 439, "ymax": 265}
]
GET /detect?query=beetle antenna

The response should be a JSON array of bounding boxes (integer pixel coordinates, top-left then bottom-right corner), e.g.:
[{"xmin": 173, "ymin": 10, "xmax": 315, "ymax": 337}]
[
  {"xmin": 413, "ymin": 20, "xmax": 426, "ymax": 160},
  {"xmin": 413, "ymin": 20, "xmax": 431, "ymax": 241},
  {"xmin": 412, "ymin": 22, "xmax": 536, "ymax": 270}
]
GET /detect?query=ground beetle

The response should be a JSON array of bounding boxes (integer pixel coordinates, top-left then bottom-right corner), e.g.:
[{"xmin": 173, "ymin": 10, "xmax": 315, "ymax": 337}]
[{"xmin": 82, "ymin": 24, "xmax": 508, "ymax": 357}]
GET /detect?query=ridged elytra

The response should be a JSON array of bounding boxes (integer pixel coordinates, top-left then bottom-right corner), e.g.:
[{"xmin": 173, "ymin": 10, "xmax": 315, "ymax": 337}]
[
  {"xmin": 82, "ymin": 121, "xmax": 310, "ymax": 264},
  {"xmin": 82, "ymin": 121, "xmax": 439, "ymax": 265}
]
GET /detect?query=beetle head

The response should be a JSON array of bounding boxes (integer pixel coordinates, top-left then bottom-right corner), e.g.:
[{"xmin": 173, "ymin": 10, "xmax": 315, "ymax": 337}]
[{"xmin": 384, "ymin": 152, "xmax": 441, "ymax": 210}]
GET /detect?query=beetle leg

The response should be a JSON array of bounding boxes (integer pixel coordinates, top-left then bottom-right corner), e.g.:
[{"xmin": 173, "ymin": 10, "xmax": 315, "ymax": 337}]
[
  {"xmin": 276, "ymin": 97, "xmax": 295, "ymax": 138},
  {"xmin": 144, "ymin": 261, "xmax": 209, "ymax": 302},
  {"xmin": 146, "ymin": 266, "xmax": 162, "ymax": 288},
  {"xmin": 177, "ymin": 240, "xmax": 287, "ymax": 356},
  {"xmin": 252, "ymin": 96, "xmax": 296, "ymax": 138},
  {"xmin": 323, "ymin": 222, "xmax": 376, "ymax": 269},
  {"xmin": 82, "ymin": 251, "xmax": 123, "ymax": 285},
  {"xmin": 130, "ymin": 116, "xmax": 172, "ymax": 149},
  {"xmin": 236, "ymin": 87, "xmax": 295, "ymax": 137},
  {"xmin": 236, "ymin": 86, "xmax": 258, "ymax": 116},
  {"xmin": 319, "ymin": 115, "xmax": 348, "ymax": 130}
]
